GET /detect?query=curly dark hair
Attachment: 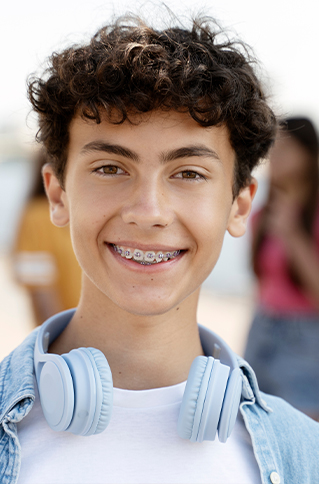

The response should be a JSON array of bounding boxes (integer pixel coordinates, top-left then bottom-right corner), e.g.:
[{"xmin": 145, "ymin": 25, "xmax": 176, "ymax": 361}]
[{"xmin": 28, "ymin": 15, "xmax": 277, "ymax": 196}]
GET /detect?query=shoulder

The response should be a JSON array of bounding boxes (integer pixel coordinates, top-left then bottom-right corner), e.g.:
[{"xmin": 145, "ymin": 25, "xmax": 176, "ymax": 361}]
[
  {"xmin": 239, "ymin": 357, "xmax": 319, "ymax": 481},
  {"xmin": 261, "ymin": 393, "xmax": 319, "ymax": 476},
  {"xmin": 0, "ymin": 330, "xmax": 38, "ymax": 422},
  {"xmin": 262, "ymin": 392, "xmax": 319, "ymax": 434},
  {"xmin": 242, "ymin": 392, "xmax": 319, "ymax": 483}
]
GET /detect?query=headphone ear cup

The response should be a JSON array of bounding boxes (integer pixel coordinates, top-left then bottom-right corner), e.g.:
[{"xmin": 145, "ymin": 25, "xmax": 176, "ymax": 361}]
[
  {"xmin": 218, "ymin": 367, "xmax": 242, "ymax": 443},
  {"xmin": 61, "ymin": 347, "xmax": 112, "ymax": 435},
  {"xmin": 38, "ymin": 355, "xmax": 75, "ymax": 432},
  {"xmin": 84, "ymin": 347, "xmax": 113, "ymax": 435},
  {"xmin": 177, "ymin": 356, "xmax": 208, "ymax": 441},
  {"xmin": 178, "ymin": 356, "xmax": 230, "ymax": 442}
]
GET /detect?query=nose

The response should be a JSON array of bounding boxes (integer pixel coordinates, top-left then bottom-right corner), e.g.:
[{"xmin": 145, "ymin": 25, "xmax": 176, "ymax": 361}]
[{"xmin": 121, "ymin": 179, "xmax": 174, "ymax": 229}]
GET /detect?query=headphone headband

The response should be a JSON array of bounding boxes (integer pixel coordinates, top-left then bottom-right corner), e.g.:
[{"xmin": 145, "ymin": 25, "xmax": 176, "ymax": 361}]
[
  {"xmin": 34, "ymin": 309, "xmax": 241, "ymax": 441},
  {"xmin": 35, "ymin": 310, "xmax": 239, "ymax": 375},
  {"xmin": 34, "ymin": 309, "xmax": 76, "ymax": 382},
  {"xmin": 198, "ymin": 324, "xmax": 239, "ymax": 371}
]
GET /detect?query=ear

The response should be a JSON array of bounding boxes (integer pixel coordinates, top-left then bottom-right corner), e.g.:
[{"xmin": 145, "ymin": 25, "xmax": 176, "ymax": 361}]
[
  {"xmin": 227, "ymin": 178, "xmax": 258, "ymax": 237},
  {"xmin": 42, "ymin": 164, "xmax": 70, "ymax": 227}
]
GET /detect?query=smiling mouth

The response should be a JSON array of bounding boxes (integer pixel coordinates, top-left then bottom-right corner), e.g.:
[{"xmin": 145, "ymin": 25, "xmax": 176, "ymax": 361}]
[{"xmin": 111, "ymin": 244, "xmax": 182, "ymax": 265}]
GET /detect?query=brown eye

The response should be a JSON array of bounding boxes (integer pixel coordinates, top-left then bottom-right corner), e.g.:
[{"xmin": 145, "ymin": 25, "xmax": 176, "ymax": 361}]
[
  {"xmin": 182, "ymin": 171, "xmax": 197, "ymax": 178},
  {"xmin": 95, "ymin": 165, "xmax": 127, "ymax": 176},
  {"xmin": 172, "ymin": 170, "xmax": 206, "ymax": 181},
  {"xmin": 102, "ymin": 165, "xmax": 118, "ymax": 174}
]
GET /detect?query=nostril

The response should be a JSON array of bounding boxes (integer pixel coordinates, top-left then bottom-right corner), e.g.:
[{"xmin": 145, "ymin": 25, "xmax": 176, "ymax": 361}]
[{"xmin": 121, "ymin": 201, "xmax": 174, "ymax": 228}]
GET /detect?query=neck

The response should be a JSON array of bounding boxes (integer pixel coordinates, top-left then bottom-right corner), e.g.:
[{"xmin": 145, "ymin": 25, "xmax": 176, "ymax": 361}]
[{"xmin": 49, "ymin": 280, "xmax": 204, "ymax": 390}]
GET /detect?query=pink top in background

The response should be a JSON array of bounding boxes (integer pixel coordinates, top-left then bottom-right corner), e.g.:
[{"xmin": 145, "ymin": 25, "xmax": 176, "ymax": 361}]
[{"xmin": 254, "ymin": 207, "xmax": 319, "ymax": 315}]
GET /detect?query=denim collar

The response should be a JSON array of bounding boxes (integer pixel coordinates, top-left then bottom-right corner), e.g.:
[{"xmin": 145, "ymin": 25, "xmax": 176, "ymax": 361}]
[{"xmin": 237, "ymin": 356, "xmax": 272, "ymax": 412}]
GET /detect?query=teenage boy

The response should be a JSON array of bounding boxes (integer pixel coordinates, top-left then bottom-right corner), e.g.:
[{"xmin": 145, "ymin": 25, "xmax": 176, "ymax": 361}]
[{"xmin": 1, "ymin": 15, "xmax": 319, "ymax": 484}]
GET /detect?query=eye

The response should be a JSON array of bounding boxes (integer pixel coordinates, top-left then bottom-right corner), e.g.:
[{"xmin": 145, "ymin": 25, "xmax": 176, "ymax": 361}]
[
  {"xmin": 173, "ymin": 170, "xmax": 207, "ymax": 181},
  {"xmin": 94, "ymin": 165, "xmax": 127, "ymax": 176},
  {"xmin": 181, "ymin": 171, "xmax": 198, "ymax": 179}
]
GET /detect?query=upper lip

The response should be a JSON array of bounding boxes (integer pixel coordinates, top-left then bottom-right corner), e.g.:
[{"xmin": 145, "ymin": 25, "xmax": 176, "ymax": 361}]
[{"xmin": 107, "ymin": 241, "xmax": 185, "ymax": 252}]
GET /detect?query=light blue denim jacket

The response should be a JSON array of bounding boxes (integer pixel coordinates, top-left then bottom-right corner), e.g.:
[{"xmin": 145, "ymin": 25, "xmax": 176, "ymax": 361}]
[{"xmin": 1, "ymin": 328, "xmax": 319, "ymax": 484}]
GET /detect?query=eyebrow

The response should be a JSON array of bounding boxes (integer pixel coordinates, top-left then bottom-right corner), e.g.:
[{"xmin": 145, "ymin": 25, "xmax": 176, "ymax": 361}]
[
  {"xmin": 80, "ymin": 141, "xmax": 220, "ymax": 164},
  {"xmin": 80, "ymin": 141, "xmax": 139, "ymax": 161},
  {"xmin": 160, "ymin": 146, "xmax": 220, "ymax": 163}
]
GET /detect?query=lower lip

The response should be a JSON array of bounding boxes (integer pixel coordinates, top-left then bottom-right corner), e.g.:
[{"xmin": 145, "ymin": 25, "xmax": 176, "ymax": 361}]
[{"xmin": 106, "ymin": 244, "xmax": 185, "ymax": 272}]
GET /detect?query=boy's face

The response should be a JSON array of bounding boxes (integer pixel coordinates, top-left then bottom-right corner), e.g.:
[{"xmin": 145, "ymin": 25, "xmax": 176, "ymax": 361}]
[{"xmin": 44, "ymin": 110, "xmax": 256, "ymax": 316}]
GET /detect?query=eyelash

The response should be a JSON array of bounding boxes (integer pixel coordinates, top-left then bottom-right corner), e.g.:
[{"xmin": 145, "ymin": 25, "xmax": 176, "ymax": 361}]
[
  {"xmin": 93, "ymin": 165, "xmax": 207, "ymax": 181},
  {"xmin": 173, "ymin": 170, "xmax": 207, "ymax": 181},
  {"xmin": 93, "ymin": 165, "xmax": 127, "ymax": 177}
]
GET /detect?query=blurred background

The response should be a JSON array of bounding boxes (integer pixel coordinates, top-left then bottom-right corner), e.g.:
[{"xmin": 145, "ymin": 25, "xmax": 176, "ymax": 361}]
[{"xmin": 1, "ymin": 0, "xmax": 318, "ymax": 380}]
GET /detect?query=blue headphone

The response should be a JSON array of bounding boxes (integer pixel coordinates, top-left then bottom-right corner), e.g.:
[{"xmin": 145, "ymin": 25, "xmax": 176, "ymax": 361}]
[{"xmin": 34, "ymin": 309, "xmax": 242, "ymax": 442}]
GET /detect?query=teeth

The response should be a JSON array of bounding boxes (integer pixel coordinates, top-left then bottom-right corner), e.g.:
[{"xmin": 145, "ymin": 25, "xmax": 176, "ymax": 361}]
[
  {"xmin": 145, "ymin": 251, "xmax": 155, "ymax": 263},
  {"xmin": 124, "ymin": 249, "xmax": 133, "ymax": 259},
  {"xmin": 113, "ymin": 245, "xmax": 180, "ymax": 264},
  {"xmin": 133, "ymin": 249, "xmax": 143, "ymax": 261},
  {"xmin": 155, "ymin": 252, "xmax": 164, "ymax": 263}
]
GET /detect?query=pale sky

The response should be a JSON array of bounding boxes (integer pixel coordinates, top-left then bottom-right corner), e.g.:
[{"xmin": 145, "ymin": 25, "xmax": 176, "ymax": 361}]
[{"xmin": 1, "ymin": 0, "xmax": 319, "ymax": 137}]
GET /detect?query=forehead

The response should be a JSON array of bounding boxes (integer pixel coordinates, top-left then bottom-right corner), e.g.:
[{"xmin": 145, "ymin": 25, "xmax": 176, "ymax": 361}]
[{"xmin": 67, "ymin": 109, "xmax": 235, "ymax": 171}]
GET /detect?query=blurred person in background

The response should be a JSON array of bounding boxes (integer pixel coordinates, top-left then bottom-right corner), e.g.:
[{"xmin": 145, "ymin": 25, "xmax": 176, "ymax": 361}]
[
  {"xmin": 12, "ymin": 149, "xmax": 82, "ymax": 326},
  {"xmin": 244, "ymin": 116, "xmax": 319, "ymax": 421}
]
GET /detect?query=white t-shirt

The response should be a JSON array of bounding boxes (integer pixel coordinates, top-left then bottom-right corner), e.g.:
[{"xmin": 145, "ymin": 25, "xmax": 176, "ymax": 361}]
[{"xmin": 17, "ymin": 381, "xmax": 261, "ymax": 484}]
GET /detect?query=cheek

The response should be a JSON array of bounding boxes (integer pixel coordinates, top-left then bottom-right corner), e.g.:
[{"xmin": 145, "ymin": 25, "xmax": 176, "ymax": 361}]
[
  {"xmin": 181, "ymin": 191, "xmax": 232, "ymax": 252},
  {"xmin": 184, "ymin": 208, "xmax": 228, "ymax": 289},
  {"xmin": 66, "ymin": 192, "xmax": 112, "ymax": 263}
]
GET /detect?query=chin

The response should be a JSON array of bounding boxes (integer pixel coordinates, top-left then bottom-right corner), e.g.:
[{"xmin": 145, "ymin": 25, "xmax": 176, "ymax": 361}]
[
  {"xmin": 118, "ymin": 300, "xmax": 177, "ymax": 317},
  {"xmin": 110, "ymin": 291, "xmax": 182, "ymax": 317}
]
